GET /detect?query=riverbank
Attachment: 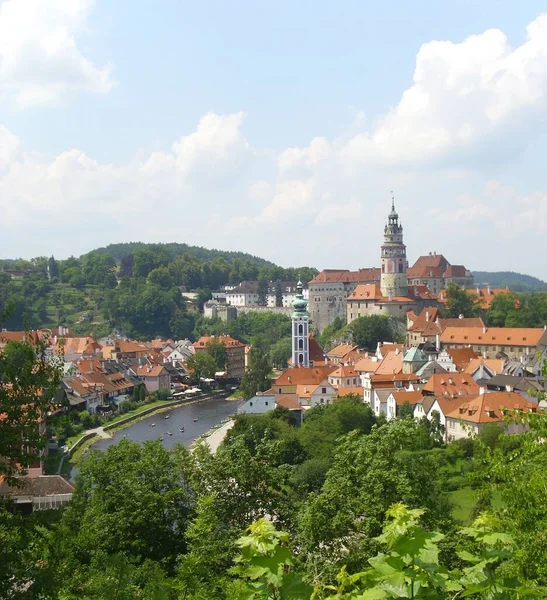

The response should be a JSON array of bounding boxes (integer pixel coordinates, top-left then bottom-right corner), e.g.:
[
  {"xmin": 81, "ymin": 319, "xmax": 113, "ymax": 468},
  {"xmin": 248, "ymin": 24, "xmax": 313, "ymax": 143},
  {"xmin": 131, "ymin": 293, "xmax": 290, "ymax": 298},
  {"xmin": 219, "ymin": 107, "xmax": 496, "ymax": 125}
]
[
  {"xmin": 203, "ymin": 420, "xmax": 235, "ymax": 454},
  {"xmin": 57, "ymin": 395, "xmax": 241, "ymax": 476}
]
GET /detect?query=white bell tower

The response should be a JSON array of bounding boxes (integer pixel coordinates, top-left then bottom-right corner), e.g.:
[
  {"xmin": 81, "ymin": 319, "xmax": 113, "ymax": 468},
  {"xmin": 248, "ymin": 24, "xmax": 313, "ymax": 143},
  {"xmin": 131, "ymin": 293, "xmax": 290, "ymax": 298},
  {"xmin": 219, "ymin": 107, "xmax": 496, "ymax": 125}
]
[{"xmin": 291, "ymin": 280, "xmax": 309, "ymax": 367}]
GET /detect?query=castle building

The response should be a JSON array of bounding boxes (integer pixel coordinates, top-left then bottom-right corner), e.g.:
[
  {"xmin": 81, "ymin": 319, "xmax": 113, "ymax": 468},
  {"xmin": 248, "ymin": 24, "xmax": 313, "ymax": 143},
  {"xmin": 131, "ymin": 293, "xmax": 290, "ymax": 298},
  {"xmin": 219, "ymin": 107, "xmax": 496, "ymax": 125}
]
[
  {"xmin": 380, "ymin": 200, "xmax": 408, "ymax": 299},
  {"xmin": 291, "ymin": 280, "xmax": 310, "ymax": 367},
  {"xmin": 308, "ymin": 201, "xmax": 473, "ymax": 333}
]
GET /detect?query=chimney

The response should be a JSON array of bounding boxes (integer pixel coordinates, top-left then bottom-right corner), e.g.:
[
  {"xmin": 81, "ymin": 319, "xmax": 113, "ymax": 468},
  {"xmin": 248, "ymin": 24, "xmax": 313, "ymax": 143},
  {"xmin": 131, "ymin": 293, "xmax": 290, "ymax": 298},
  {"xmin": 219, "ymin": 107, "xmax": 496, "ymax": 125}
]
[
  {"xmin": 435, "ymin": 333, "xmax": 440, "ymax": 351},
  {"xmin": 426, "ymin": 311, "xmax": 430, "ymax": 322},
  {"xmin": 505, "ymin": 384, "xmax": 513, "ymax": 392},
  {"xmin": 479, "ymin": 386, "xmax": 485, "ymax": 395},
  {"xmin": 487, "ymin": 285, "xmax": 491, "ymax": 295},
  {"xmin": 323, "ymin": 271, "xmax": 327, "ymax": 282},
  {"xmin": 483, "ymin": 325, "xmax": 487, "ymax": 334},
  {"xmin": 459, "ymin": 314, "xmax": 464, "ymax": 319},
  {"xmin": 395, "ymin": 347, "xmax": 400, "ymax": 355},
  {"xmin": 476, "ymin": 286, "xmax": 480, "ymax": 295}
]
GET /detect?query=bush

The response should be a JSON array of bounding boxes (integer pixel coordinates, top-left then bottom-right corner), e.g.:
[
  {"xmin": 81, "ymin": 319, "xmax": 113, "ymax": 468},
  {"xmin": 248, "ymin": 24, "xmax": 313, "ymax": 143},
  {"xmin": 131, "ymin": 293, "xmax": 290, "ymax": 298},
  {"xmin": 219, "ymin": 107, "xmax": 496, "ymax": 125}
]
[{"xmin": 119, "ymin": 400, "xmax": 138, "ymax": 414}]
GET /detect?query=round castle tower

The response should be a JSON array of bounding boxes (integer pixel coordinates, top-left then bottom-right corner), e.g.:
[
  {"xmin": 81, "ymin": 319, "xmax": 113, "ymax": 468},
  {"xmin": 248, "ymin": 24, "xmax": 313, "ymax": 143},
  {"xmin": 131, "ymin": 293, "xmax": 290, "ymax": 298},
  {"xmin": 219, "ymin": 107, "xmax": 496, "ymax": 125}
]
[
  {"xmin": 380, "ymin": 200, "xmax": 408, "ymax": 299},
  {"xmin": 291, "ymin": 280, "xmax": 309, "ymax": 367}
]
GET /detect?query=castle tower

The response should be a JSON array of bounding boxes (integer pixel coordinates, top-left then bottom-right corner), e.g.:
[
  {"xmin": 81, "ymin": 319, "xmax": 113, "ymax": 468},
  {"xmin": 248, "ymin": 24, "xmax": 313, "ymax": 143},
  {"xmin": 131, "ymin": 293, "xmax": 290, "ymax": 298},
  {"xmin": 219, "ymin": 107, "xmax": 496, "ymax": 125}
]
[
  {"xmin": 291, "ymin": 280, "xmax": 309, "ymax": 367},
  {"xmin": 380, "ymin": 199, "xmax": 408, "ymax": 299}
]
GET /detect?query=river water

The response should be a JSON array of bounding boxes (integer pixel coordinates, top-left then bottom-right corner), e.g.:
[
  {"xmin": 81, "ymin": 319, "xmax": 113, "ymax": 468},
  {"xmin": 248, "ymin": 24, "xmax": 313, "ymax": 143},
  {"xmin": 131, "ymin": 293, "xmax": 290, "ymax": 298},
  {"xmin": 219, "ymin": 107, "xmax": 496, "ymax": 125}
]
[{"xmin": 91, "ymin": 397, "xmax": 242, "ymax": 453}]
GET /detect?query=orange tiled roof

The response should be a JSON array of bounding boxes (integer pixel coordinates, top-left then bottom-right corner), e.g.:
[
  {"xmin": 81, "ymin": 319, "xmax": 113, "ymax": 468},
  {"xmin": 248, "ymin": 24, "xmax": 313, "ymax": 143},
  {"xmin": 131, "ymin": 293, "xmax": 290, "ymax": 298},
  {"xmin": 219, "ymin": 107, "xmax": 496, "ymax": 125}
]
[
  {"xmin": 354, "ymin": 356, "xmax": 381, "ymax": 373},
  {"xmin": 327, "ymin": 343, "xmax": 357, "ymax": 358},
  {"xmin": 440, "ymin": 327, "xmax": 547, "ymax": 347},
  {"xmin": 329, "ymin": 364, "xmax": 358, "ymax": 378},
  {"xmin": 445, "ymin": 347, "xmax": 479, "ymax": 370},
  {"xmin": 132, "ymin": 364, "xmax": 167, "ymax": 378},
  {"xmin": 115, "ymin": 340, "xmax": 150, "ymax": 354},
  {"xmin": 275, "ymin": 395, "xmax": 302, "ymax": 410},
  {"xmin": 337, "ymin": 387, "xmax": 364, "ymax": 397},
  {"xmin": 445, "ymin": 391, "xmax": 537, "ymax": 424},
  {"xmin": 423, "ymin": 373, "xmax": 480, "ymax": 397},
  {"xmin": 411, "ymin": 254, "xmax": 449, "ymax": 270},
  {"xmin": 375, "ymin": 350, "xmax": 403, "ymax": 375},
  {"xmin": 407, "ymin": 266, "xmax": 444, "ymax": 279},
  {"xmin": 391, "ymin": 390, "xmax": 424, "ymax": 406},
  {"xmin": 309, "ymin": 268, "xmax": 380, "ymax": 285},
  {"xmin": 465, "ymin": 358, "xmax": 505, "ymax": 376},
  {"xmin": 193, "ymin": 335, "xmax": 245, "ymax": 349},
  {"xmin": 275, "ymin": 366, "xmax": 336, "ymax": 386}
]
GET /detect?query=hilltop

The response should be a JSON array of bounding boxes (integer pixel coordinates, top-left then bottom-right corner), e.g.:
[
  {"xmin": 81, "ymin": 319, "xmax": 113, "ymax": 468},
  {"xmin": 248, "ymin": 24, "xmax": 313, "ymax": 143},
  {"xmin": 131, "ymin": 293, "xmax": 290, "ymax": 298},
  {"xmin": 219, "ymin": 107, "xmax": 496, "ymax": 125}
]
[{"xmin": 472, "ymin": 271, "xmax": 547, "ymax": 292}]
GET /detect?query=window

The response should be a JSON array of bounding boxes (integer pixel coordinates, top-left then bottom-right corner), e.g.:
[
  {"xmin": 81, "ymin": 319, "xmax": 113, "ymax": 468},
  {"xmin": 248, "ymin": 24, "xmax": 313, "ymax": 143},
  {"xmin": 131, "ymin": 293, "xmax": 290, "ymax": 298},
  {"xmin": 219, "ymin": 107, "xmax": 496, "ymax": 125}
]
[
  {"xmin": 250, "ymin": 401, "xmax": 253, "ymax": 406},
  {"xmin": 265, "ymin": 401, "xmax": 268, "ymax": 406},
  {"xmin": 298, "ymin": 324, "xmax": 303, "ymax": 335},
  {"xmin": 322, "ymin": 387, "xmax": 327, "ymax": 394},
  {"xmin": 299, "ymin": 353, "xmax": 304, "ymax": 364},
  {"xmin": 298, "ymin": 339, "xmax": 303, "ymax": 350}
]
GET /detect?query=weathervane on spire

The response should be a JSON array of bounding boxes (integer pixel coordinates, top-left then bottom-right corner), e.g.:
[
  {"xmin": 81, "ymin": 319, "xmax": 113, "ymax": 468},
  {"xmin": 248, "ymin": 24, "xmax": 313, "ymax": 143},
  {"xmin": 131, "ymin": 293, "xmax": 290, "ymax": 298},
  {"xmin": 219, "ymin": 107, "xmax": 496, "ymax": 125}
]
[{"xmin": 390, "ymin": 190, "xmax": 395, "ymax": 212}]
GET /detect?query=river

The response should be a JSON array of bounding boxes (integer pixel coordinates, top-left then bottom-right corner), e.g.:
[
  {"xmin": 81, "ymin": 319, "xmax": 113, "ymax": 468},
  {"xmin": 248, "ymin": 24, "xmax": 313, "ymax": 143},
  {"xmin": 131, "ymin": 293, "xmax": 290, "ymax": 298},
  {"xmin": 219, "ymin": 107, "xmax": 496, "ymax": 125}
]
[{"xmin": 91, "ymin": 397, "xmax": 242, "ymax": 453}]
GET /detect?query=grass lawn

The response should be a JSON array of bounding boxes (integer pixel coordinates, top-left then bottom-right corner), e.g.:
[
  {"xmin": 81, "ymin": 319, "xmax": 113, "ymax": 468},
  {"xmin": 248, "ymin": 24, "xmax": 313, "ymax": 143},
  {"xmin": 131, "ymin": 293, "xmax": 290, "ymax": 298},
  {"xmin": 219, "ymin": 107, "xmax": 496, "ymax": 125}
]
[
  {"xmin": 449, "ymin": 486, "xmax": 477, "ymax": 524},
  {"xmin": 105, "ymin": 400, "xmax": 168, "ymax": 426}
]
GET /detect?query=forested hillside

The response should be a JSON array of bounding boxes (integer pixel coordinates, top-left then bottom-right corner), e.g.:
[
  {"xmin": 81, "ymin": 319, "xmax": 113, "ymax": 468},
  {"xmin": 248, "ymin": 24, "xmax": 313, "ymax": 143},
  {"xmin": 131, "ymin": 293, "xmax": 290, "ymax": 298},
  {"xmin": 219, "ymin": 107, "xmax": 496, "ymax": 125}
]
[
  {"xmin": 473, "ymin": 270, "xmax": 547, "ymax": 291},
  {"xmin": 0, "ymin": 245, "xmax": 317, "ymax": 340}
]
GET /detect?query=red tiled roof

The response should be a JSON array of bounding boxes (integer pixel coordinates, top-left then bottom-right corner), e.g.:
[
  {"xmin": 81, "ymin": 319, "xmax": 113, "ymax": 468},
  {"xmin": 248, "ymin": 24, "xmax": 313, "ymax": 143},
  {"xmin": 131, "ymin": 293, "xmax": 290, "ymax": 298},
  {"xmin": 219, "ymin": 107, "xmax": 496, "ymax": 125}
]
[
  {"xmin": 309, "ymin": 268, "xmax": 381, "ymax": 285},
  {"xmin": 275, "ymin": 366, "xmax": 336, "ymax": 386},
  {"xmin": 193, "ymin": 335, "xmax": 245, "ymax": 349},
  {"xmin": 423, "ymin": 373, "xmax": 479, "ymax": 397},
  {"xmin": 445, "ymin": 391, "xmax": 537, "ymax": 424},
  {"xmin": 440, "ymin": 327, "xmax": 547, "ymax": 347}
]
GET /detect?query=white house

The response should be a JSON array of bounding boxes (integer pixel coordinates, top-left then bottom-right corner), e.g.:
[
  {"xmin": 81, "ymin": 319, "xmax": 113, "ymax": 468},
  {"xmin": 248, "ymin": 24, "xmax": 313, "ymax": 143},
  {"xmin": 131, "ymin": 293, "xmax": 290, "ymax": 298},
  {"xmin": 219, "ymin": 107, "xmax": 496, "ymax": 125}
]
[{"xmin": 237, "ymin": 394, "xmax": 276, "ymax": 415}]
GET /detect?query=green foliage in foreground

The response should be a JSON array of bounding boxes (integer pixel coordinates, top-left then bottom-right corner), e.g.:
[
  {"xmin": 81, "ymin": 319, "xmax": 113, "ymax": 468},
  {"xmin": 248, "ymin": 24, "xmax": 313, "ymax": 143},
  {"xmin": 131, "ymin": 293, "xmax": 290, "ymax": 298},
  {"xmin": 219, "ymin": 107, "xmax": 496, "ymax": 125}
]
[{"xmin": 2, "ymin": 397, "xmax": 547, "ymax": 599}]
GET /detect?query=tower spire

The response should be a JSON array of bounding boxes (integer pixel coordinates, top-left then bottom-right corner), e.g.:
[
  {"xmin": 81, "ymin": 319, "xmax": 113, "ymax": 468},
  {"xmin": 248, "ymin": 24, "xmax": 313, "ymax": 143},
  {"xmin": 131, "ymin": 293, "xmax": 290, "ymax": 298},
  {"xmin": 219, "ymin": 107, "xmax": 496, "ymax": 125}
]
[{"xmin": 391, "ymin": 190, "xmax": 395, "ymax": 212}]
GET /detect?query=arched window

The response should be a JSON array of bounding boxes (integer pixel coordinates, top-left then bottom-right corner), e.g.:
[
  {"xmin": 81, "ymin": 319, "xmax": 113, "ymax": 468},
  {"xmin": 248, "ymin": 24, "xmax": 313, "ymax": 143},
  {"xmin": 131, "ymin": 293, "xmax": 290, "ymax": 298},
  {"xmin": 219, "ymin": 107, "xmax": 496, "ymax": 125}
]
[
  {"xmin": 399, "ymin": 261, "xmax": 403, "ymax": 273},
  {"xmin": 298, "ymin": 339, "xmax": 303, "ymax": 350},
  {"xmin": 299, "ymin": 353, "xmax": 304, "ymax": 364},
  {"xmin": 298, "ymin": 324, "xmax": 303, "ymax": 335},
  {"xmin": 382, "ymin": 264, "xmax": 385, "ymax": 273}
]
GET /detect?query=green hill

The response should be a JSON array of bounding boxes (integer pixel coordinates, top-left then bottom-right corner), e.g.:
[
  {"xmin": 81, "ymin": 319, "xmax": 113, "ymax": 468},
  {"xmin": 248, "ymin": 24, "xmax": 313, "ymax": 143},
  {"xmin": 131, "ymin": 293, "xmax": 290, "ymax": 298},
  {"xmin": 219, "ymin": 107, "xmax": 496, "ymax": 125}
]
[
  {"xmin": 87, "ymin": 241, "xmax": 275, "ymax": 268},
  {"xmin": 472, "ymin": 271, "xmax": 547, "ymax": 292}
]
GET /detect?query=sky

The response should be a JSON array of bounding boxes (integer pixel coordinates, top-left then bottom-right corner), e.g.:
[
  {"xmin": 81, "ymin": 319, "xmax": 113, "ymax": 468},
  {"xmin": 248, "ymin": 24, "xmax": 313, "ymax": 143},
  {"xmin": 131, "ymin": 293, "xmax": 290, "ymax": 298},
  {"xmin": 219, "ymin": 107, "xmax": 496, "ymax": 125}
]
[{"xmin": 0, "ymin": 0, "xmax": 547, "ymax": 279}]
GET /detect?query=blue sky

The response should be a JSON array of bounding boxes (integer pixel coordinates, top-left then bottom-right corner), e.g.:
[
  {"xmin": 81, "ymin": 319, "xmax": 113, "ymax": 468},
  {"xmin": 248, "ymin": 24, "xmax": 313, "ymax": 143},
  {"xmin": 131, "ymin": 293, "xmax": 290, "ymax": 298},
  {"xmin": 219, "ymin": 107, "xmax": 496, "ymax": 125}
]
[{"xmin": 0, "ymin": 0, "xmax": 546, "ymax": 278}]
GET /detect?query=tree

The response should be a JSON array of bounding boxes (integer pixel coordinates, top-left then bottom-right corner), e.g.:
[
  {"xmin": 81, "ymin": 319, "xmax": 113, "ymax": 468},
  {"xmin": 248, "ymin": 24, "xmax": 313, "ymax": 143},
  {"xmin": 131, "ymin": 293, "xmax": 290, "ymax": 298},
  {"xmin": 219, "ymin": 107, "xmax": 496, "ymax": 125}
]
[
  {"xmin": 257, "ymin": 278, "xmax": 269, "ymax": 306},
  {"xmin": 187, "ymin": 352, "xmax": 217, "ymax": 382},
  {"xmin": 47, "ymin": 256, "xmax": 59, "ymax": 279},
  {"xmin": 349, "ymin": 314, "xmax": 393, "ymax": 350},
  {"xmin": 443, "ymin": 282, "xmax": 482, "ymax": 318},
  {"xmin": 139, "ymin": 385, "xmax": 146, "ymax": 402},
  {"xmin": 398, "ymin": 400, "xmax": 414, "ymax": 419},
  {"xmin": 147, "ymin": 266, "xmax": 174, "ymax": 288},
  {"xmin": 0, "ymin": 337, "xmax": 62, "ymax": 483},
  {"xmin": 239, "ymin": 346, "xmax": 271, "ymax": 398},
  {"xmin": 486, "ymin": 291, "xmax": 519, "ymax": 326},
  {"xmin": 205, "ymin": 339, "xmax": 228, "ymax": 372},
  {"xmin": 119, "ymin": 252, "xmax": 134, "ymax": 278},
  {"xmin": 269, "ymin": 337, "xmax": 292, "ymax": 369},
  {"xmin": 62, "ymin": 439, "xmax": 192, "ymax": 569},
  {"xmin": 275, "ymin": 280, "xmax": 283, "ymax": 307}
]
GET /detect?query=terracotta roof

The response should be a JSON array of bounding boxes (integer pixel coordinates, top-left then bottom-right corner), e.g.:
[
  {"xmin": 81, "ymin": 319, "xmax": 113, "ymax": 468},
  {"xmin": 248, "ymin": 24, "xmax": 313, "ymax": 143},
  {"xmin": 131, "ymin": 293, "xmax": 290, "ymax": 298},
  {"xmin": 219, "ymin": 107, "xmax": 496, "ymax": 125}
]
[
  {"xmin": 309, "ymin": 268, "xmax": 380, "ymax": 285},
  {"xmin": 445, "ymin": 391, "xmax": 537, "ymax": 424},
  {"xmin": 411, "ymin": 254, "xmax": 450, "ymax": 270},
  {"xmin": 309, "ymin": 334, "xmax": 326, "ymax": 364},
  {"xmin": 445, "ymin": 347, "xmax": 479, "ymax": 370},
  {"xmin": 275, "ymin": 366, "xmax": 336, "ymax": 386},
  {"xmin": 329, "ymin": 364, "xmax": 358, "ymax": 378},
  {"xmin": 423, "ymin": 373, "xmax": 480, "ymax": 397},
  {"xmin": 440, "ymin": 327, "xmax": 547, "ymax": 347},
  {"xmin": 193, "ymin": 335, "xmax": 245, "ymax": 349},
  {"xmin": 391, "ymin": 390, "xmax": 424, "ymax": 406},
  {"xmin": 337, "ymin": 387, "xmax": 364, "ymax": 397},
  {"xmin": 0, "ymin": 330, "xmax": 40, "ymax": 346},
  {"xmin": 465, "ymin": 358, "xmax": 505, "ymax": 376},
  {"xmin": 444, "ymin": 265, "xmax": 469, "ymax": 278},
  {"xmin": 428, "ymin": 395, "xmax": 468, "ymax": 418},
  {"xmin": 115, "ymin": 340, "xmax": 150, "ymax": 354},
  {"xmin": 407, "ymin": 307, "xmax": 440, "ymax": 332},
  {"xmin": 354, "ymin": 356, "xmax": 381, "ymax": 373},
  {"xmin": 275, "ymin": 395, "xmax": 302, "ymax": 410},
  {"xmin": 375, "ymin": 350, "xmax": 403, "ymax": 375},
  {"xmin": 132, "ymin": 364, "xmax": 167, "ymax": 378},
  {"xmin": 327, "ymin": 343, "xmax": 357, "ymax": 358},
  {"xmin": 407, "ymin": 266, "xmax": 444, "ymax": 279}
]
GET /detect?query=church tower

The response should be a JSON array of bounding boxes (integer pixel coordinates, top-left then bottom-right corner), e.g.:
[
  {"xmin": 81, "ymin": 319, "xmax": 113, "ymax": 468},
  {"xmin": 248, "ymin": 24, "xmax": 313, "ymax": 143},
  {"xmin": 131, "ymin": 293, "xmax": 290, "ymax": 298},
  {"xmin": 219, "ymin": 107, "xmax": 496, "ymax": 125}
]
[
  {"xmin": 380, "ymin": 199, "xmax": 408, "ymax": 299},
  {"xmin": 291, "ymin": 280, "xmax": 309, "ymax": 367}
]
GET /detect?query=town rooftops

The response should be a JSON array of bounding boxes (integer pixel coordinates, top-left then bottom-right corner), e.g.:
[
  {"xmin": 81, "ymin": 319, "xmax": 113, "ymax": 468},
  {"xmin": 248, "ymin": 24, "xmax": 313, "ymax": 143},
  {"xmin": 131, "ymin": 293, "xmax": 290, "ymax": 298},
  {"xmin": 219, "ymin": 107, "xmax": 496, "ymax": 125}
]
[
  {"xmin": 354, "ymin": 355, "xmax": 380, "ymax": 373},
  {"xmin": 440, "ymin": 327, "xmax": 547, "ymax": 347},
  {"xmin": 115, "ymin": 340, "xmax": 150, "ymax": 354},
  {"xmin": 337, "ymin": 386, "xmax": 365, "ymax": 397},
  {"xmin": 275, "ymin": 365, "xmax": 336, "ymax": 386},
  {"xmin": 193, "ymin": 335, "xmax": 246, "ymax": 349},
  {"xmin": 391, "ymin": 390, "xmax": 424, "ymax": 406},
  {"xmin": 329, "ymin": 364, "xmax": 358, "ymax": 378},
  {"xmin": 327, "ymin": 343, "xmax": 358, "ymax": 358},
  {"xmin": 465, "ymin": 358, "xmax": 505, "ymax": 376},
  {"xmin": 411, "ymin": 254, "xmax": 450, "ymax": 270},
  {"xmin": 445, "ymin": 347, "xmax": 480, "ymax": 370},
  {"xmin": 423, "ymin": 372, "xmax": 480, "ymax": 397},
  {"xmin": 347, "ymin": 283, "xmax": 437, "ymax": 304},
  {"xmin": 308, "ymin": 268, "xmax": 381, "ymax": 285},
  {"xmin": 445, "ymin": 391, "xmax": 537, "ymax": 424}
]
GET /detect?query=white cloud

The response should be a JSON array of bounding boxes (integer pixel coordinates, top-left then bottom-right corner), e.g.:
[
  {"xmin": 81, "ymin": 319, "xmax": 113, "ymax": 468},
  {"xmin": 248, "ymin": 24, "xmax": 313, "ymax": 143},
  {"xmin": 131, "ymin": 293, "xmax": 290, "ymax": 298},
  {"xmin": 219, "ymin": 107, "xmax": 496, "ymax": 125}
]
[
  {"xmin": 343, "ymin": 13, "xmax": 547, "ymax": 168},
  {"xmin": 314, "ymin": 198, "xmax": 363, "ymax": 225},
  {"xmin": 0, "ymin": 0, "xmax": 115, "ymax": 108},
  {"xmin": 0, "ymin": 124, "xmax": 19, "ymax": 167}
]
